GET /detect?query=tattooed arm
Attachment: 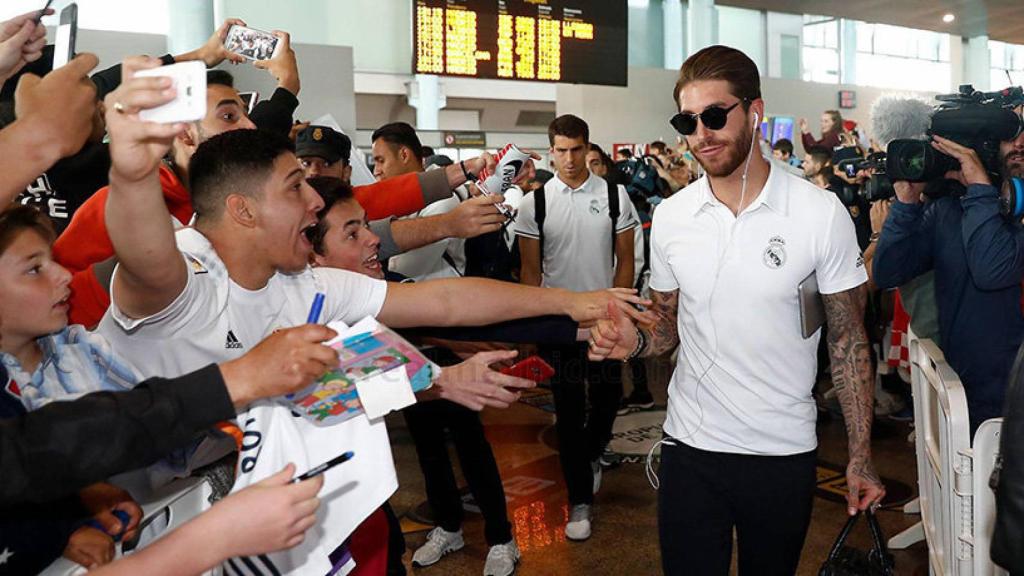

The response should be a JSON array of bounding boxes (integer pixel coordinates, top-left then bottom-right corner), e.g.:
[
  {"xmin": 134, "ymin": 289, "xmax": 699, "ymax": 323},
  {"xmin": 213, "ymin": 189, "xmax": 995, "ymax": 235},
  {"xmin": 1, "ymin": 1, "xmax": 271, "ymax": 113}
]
[
  {"xmin": 587, "ymin": 289, "xmax": 679, "ymax": 360},
  {"xmin": 822, "ymin": 283, "xmax": 886, "ymax": 515}
]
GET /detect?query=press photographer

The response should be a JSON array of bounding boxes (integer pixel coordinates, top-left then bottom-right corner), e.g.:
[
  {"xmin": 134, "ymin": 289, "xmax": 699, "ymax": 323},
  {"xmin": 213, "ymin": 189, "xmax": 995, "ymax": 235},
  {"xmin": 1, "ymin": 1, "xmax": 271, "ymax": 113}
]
[{"xmin": 873, "ymin": 85, "xmax": 1024, "ymax": 432}]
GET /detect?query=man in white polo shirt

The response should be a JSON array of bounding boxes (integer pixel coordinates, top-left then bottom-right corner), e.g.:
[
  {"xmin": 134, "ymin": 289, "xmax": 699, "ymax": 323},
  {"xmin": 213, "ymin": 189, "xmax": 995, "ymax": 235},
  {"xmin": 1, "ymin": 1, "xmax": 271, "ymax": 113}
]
[
  {"xmin": 515, "ymin": 114, "xmax": 639, "ymax": 542},
  {"xmin": 97, "ymin": 57, "xmax": 649, "ymax": 575},
  {"xmin": 587, "ymin": 45, "xmax": 885, "ymax": 575}
]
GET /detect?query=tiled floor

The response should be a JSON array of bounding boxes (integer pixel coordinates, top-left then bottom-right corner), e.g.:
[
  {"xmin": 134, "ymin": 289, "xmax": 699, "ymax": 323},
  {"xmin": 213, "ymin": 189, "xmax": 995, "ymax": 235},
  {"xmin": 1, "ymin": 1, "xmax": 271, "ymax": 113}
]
[{"xmin": 386, "ymin": 356, "xmax": 930, "ymax": 575}]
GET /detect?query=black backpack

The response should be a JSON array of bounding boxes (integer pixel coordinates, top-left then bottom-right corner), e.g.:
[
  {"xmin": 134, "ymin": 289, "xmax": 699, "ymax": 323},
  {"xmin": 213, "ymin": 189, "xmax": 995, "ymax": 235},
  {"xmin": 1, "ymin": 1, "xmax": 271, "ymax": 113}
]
[
  {"xmin": 462, "ymin": 224, "xmax": 519, "ymax": 282},
  {"xmin": 534, "ymin": 181, "xmax": 619, "ymax": 274},
  {"xmin": 991, "ymin": 341, "xmax": 1024, "ymax": 573}
]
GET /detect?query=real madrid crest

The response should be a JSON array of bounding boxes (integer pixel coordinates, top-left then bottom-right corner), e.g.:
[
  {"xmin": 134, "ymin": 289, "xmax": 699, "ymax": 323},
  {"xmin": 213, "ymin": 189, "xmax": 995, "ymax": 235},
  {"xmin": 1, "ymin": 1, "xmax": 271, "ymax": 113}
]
[
  {"xmin": 589, "ymin": 198, "xmax": 601, "ymax": 215},
  {"xmin": 312, "ymin": 127, "xmax": 323, "ymax": 141},
  {"xmin": 763, "ymin": 235, "xmax": 786, "ymax": 269}
]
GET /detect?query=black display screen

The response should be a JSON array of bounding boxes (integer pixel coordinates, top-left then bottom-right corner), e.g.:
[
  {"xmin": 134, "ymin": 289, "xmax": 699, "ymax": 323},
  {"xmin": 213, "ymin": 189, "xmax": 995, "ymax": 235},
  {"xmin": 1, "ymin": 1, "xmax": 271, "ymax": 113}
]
[{"xmin": 414, "ymin": 0, "xmax": 627, "ymax": 86}]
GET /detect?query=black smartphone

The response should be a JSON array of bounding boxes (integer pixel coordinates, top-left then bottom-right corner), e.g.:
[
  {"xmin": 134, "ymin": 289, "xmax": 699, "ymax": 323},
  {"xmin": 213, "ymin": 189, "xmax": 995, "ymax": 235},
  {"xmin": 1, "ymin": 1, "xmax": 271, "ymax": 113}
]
[{"xmin": 52, "ymin": 3, "xmax": 77, "ymax": 69}]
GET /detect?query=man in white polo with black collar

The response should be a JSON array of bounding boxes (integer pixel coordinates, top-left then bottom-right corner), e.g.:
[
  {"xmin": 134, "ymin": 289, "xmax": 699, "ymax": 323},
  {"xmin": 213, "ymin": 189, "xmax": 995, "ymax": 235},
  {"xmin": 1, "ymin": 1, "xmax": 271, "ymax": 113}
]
[
  {"xmin": 586, "ymin": 45, "xmax": 885, "ymax": 576},
  {"xmin": 515, "ymin": 114, "xmax": 639, "ymax": 542}
]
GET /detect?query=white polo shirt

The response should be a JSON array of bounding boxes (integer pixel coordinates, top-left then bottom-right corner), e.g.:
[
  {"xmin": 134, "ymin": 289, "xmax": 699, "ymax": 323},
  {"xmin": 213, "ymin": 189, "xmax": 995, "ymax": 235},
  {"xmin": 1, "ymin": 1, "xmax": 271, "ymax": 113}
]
[
  {"xmin": 97, "ymin": 227, "xmax": 393, "ymax": 575},
  {"xmin": 649, "ymin": 165, "xmax": 867, "ymax": 455},
  {"xmin": 514, "ymin": 172, "xmax": 639, "ymax": 291}
]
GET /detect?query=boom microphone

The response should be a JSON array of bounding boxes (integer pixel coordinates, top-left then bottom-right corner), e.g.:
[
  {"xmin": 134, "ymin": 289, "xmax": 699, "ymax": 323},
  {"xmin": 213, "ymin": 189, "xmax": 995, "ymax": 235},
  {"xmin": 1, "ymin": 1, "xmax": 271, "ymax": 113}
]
[{"xmin": 871, "ymin": 95, "xmax": 934, "ymax": 147}]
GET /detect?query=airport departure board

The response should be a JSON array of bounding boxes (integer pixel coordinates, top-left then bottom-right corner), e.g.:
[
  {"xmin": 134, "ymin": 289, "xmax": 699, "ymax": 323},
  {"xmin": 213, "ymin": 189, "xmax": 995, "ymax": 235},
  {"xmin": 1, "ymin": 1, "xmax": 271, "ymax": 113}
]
[{"xmin": 413, "ymin": 0, "xmax": 627, "ymax": 86}]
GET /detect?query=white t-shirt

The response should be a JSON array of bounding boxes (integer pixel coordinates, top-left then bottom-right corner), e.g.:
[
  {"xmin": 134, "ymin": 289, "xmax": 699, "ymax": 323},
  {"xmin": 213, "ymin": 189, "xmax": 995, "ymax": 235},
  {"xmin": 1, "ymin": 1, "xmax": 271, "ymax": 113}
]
[
  {"xmin": 649, "ymin": 165, "xmax": 867, "ymax": 455},
  {"xmin": 98, "ymin": 227, "xmax": 392, "ymax": 575},
  {"xmin": 514, "ymin": 173, "xmax": 639, "ymax": 291},
  {"xmin": 388, "ymin": 193, "xmax": 465, "ymax": 281}
]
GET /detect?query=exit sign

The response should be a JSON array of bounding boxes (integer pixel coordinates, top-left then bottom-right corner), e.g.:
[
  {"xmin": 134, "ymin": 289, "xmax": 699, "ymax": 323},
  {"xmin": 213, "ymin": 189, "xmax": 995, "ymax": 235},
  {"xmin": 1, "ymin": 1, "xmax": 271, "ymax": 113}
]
[{"xmin": 838, "ymin": 90, "xmax": 856, "ymax": 109}]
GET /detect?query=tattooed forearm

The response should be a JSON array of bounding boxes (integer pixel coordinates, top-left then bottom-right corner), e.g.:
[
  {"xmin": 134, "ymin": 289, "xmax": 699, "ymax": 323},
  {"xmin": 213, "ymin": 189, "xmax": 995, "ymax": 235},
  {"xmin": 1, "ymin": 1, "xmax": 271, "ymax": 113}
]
[
  {"xmin": 642, "ymin": 289, "xmax": 680, "ymax": 357},
  {"xmin": 822, "ymin": 284, "xmax": 877, "ymax": 473}
]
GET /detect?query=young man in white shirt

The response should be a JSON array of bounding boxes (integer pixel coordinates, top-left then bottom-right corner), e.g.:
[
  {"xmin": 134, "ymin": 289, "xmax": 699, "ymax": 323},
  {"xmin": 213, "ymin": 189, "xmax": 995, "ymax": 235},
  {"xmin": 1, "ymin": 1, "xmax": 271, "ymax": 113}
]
[
  {"xmin": 515, "ymin": 115, "xmax": 639, "ymax": 542},
  {"xmin": 97, "ymin": 57, "xmax": 649, "ymax": 575},
  {"xmin": 587, "ymin": 45, "xmax": 885, "ymax": 576}
]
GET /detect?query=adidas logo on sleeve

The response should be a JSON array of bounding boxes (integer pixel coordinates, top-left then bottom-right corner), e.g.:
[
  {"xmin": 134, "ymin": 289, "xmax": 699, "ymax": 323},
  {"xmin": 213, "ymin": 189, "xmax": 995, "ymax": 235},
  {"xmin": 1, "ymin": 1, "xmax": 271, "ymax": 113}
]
[{"xmin": 225, "ymin": 330, "xmax": 243, "ymax": 349}]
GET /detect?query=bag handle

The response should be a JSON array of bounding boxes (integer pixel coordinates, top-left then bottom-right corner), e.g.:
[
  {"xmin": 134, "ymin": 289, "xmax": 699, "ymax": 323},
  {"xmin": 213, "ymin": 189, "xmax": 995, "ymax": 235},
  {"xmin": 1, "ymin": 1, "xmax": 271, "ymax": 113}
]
[
  {"xmin": 824, "ymin": 512, "xmax": 859, "ymax": 562},
  {"xmin": 865, "ymin": 510, "xmax": 895, "ymax": 572},
  {"xmin": 823, "ymin": 510, "xmax": 892, "ymax": 566}
]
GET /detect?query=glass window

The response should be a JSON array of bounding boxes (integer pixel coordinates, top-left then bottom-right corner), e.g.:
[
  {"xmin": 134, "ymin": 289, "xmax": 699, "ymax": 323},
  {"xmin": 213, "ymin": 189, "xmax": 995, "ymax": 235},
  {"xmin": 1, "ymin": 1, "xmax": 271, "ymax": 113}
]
[
  {"xmin": 0, "ymin": 0, "xmax": 169, "ymax": 34},
  {"xmin": 991, "ymin": 40, "xmax": 1024, "ymax": 88},
  {"xmin": 851, "ymin": 20, "xmax": 951, "ymax": 91},
  {"xmin": 802, "ymin": 15, "xmax": 839, "ymax": 84}
]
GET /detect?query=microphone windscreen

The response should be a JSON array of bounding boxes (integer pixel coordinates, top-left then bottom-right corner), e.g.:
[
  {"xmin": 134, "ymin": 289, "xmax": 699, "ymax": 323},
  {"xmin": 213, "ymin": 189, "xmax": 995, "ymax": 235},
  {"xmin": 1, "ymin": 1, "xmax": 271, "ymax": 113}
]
[{"xmin": 871, "ymin": 95, "xmax": 934, "ymax": 147}]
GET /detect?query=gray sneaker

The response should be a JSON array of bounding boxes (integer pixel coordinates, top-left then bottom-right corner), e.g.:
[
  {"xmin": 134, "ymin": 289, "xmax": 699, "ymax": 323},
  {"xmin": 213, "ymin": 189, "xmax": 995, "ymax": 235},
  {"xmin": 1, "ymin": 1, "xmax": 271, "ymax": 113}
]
[
  {"xmin": 483, "ymin": 539, "xmax": 520, "ymax": 576},
  {"xmin": 565, "ymin": 504, "xmax": 592, "ymax": 541},
  {"xmin": 412, "ymin": 527, "xmax": 464, "ymax": 568}
]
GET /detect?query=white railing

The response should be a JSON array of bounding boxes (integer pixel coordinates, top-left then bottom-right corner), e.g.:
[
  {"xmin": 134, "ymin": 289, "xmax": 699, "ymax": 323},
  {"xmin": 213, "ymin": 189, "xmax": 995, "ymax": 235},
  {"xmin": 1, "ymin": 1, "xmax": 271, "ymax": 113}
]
[{"xmin": 889, "ymin": 337, "xmax": 1006, "ymax": 576}]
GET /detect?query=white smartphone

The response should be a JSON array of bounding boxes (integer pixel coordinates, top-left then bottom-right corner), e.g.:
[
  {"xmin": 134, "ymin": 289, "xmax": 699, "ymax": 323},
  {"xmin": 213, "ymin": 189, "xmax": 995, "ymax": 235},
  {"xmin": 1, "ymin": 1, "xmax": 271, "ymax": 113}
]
[
  {"xmin": 135, "ymin": 61, "xmax": 207, "ymax": 123},
  {"xmin": 52, "ymin": 3, "xmax": 77, "ymax": 69},
  {"xmin": 224, "ymin": 24, "xmax": 281, "ymax": 61}
]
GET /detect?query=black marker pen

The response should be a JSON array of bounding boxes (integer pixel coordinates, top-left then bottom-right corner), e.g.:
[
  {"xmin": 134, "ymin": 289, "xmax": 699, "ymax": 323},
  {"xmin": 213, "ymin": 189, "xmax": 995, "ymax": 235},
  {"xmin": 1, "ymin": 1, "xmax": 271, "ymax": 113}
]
[{"xmin": 292, "ymin": 451, "xmax": 355, "ymax": 483}]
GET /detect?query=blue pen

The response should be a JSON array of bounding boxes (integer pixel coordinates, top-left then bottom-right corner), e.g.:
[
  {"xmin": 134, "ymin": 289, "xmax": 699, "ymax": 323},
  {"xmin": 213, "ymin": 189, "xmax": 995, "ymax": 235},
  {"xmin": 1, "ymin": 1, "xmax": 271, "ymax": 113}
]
[{"xmin": 307, "ymin": 292, "xmax": 325, "ymax": 324}]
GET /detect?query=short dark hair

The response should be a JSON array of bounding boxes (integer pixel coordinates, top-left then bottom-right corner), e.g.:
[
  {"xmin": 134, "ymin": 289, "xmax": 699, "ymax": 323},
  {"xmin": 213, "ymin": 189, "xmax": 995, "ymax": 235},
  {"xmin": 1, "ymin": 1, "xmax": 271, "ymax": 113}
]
[
  {"xmin": 371, "ymin": 122, "xmax": 424, "ymax": 162},
  {"xmin": 0, "ymin": 204, "xmax": 55, "ymax": 255},
  {"xmin": 673, "ymin": 45, "xmax": 761, "ymax": 110},
  {"xmin": 188, "ymin": 129, "xmax": 295, "ymax": 223},
  {"xmin": 806, "ymin": 145, "xmax": 832, "ymax": 166},
  {"xmin": 207, "ymin": 69, "xmax": 234, "ymax": 88},
  {"xmin": 616, "ymin": 148, "xmax": 633, "ymax": 159},
  {"xmin": 421, "ymin": 146, "xmax": 435, "ymax": 158},
  {"xmin": 772, "ymin": 138, "xmax": 794, "ymax": 156},
  {"xmin": 548, "ymin": 114, "xmax": 589, "ymax": 146},
  {"xmin": 649, "ymin": 141, "xmax": 668, "ymax": 155},
  {"xmin": 306, "ymin": 176, "xmax": 356, "ymax": 256}
]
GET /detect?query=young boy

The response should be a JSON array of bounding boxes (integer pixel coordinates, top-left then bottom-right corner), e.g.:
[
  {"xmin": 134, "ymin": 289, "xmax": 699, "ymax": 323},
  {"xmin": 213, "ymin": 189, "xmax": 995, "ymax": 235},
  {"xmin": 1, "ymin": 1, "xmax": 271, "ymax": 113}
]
[{"xmin": 0, "ymin": 204, "xmax": 142, "ymax": 571}]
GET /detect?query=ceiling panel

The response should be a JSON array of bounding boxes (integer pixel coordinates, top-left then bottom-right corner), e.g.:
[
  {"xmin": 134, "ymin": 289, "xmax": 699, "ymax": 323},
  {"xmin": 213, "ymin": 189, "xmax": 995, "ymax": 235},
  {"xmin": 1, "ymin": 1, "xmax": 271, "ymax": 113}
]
[{"xmin": 718, "ymin": 0, "xmax": 1024, "ymax": 44}]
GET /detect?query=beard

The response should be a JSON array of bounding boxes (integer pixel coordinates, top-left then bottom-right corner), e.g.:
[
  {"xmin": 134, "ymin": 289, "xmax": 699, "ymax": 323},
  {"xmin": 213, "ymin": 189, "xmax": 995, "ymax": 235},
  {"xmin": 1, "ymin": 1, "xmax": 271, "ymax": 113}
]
[
  {"xmin": 690, "ymin": 124, "xmax": 754, "ymax": 178},
  {"xmin": 1002, "ymin": 148, "xmax": 1024, "ymax": 179}
]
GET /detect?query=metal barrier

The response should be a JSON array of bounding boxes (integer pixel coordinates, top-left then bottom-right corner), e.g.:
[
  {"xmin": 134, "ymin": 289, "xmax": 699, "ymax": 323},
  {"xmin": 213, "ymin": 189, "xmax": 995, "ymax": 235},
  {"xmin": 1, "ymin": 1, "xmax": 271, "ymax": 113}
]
[{"xmin": 889, "ymin": 338, "xmax": 1006, "ymax": 576}]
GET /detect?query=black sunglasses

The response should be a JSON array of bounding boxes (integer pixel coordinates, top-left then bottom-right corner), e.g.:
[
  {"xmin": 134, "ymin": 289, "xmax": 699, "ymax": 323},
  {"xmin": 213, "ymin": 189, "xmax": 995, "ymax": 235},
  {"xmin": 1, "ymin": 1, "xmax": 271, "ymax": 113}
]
[{"xmin": 670, "ymin": 100, "xmax": 747, "ymax": 136}]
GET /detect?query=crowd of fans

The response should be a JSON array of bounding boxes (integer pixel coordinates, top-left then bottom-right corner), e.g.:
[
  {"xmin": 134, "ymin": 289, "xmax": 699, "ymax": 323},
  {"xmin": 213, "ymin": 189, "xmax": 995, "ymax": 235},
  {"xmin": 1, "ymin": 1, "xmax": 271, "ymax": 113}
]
[{"xmin": 4, "ymin": 6, "xmax": 1024, "ymax": 576}]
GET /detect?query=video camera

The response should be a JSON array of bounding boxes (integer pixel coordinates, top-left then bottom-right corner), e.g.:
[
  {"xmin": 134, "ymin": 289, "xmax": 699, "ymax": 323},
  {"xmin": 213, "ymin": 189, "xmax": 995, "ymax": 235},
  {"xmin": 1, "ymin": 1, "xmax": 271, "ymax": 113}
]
[{"xmin": 885, "ymin": 85, "xmax": 1024, "ymax": 184}]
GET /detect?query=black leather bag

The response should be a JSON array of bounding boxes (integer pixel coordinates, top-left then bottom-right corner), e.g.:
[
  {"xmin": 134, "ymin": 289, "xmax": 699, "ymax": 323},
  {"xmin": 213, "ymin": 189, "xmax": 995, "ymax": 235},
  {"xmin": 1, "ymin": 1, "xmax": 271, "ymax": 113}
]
[
  {"xmin": 990, "ymin": 341, "xmax": 1024, "ymax": 572},
  {"xmin": 818, "ymin": 510, "xmax": 895, "ymax": 576}
]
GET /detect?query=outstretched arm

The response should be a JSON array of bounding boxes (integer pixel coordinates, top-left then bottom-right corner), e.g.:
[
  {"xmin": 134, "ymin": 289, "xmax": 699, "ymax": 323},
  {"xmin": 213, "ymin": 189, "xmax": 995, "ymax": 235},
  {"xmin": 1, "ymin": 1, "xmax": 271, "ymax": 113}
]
[
  {"xmin": 587, "ymin": 288, "xmax": 678, "ymax": 361},
  {"xmin": 822, "ymin": 284, "xmax": 886, "ymax": 515},
  {"xmin": 103, "ymin": 57, "xmax": 189, "ymax": 319},
  {"xmin": 378, "ymin": 278, "xmax": 651, "ymax": 329}
]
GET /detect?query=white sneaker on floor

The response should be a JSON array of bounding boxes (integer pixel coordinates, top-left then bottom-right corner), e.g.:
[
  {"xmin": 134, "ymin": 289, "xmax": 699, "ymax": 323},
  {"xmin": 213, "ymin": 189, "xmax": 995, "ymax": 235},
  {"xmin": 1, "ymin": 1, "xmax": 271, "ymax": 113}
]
[
  {"xmin": 412, "ymin": 527, "xmax": 464, "ymax": 568},
  {"xmin": 565, "ymin": 504, "xmax": 592, "ymax": 541},
  {"xmin": 592, "ymin": 459, "xmax": 603, "ymax": 494},
  {"xmin": 483, "ymin": 539, "xmax": 520, "ymax": 576}
]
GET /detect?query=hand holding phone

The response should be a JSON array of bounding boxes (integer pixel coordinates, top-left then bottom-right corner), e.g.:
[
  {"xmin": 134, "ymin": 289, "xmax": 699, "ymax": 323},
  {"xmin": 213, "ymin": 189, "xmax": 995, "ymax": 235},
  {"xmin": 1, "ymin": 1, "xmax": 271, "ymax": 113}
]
[
  {"xmin": 224, "ymin": 24, "xmax": 282, "ymax": 61},
  {"xmin": 134, "ymin": 61, "xmax": 207, "ymax": 123},
  {"xmin": 51, "ymin": 3, "xmax": 77, "ymax": 69}
]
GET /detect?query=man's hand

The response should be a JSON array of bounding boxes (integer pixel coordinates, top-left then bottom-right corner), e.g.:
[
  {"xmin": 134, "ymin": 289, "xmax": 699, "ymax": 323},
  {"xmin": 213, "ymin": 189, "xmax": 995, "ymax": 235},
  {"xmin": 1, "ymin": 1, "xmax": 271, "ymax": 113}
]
[
  {"xmin": 219, "ymin": 324, "xmax": 340, "ymax": 408},
  {"xmin": 445, "ymin": 194, "xmax": 509, "ymax": 238},
  {"xmin": 191, "ymin": 18, "xmax": 248, "ymax": 67},
  {"xmin": 14, "ymin": 53, "xmax": 99, "ymax": 160},
  {"xmin": 254, "ymin": 31, "xmax": 299, "ymax": 95},
  {"xmin": 289, "ymin": 120, "xmax": 311, "ymax": 142},
  {"xmin": 104, "ymin": 56, "xmax": 185, "ymax": 183},
  {"xmin": 588, "ymin": 301, "xmax": 639, "ymax": 361},
  {"xmin": 893, "ymin": 180, "xmax": 926, "ymax": 206},
  {"xmin": 463, "ymin": 149, "xmax": 541, "ymax": 189},
  {"xmin": 931, "ymin": 134, "xmax": 992, "ymax": 187},
  {"xmin": 64, "ymin": 526, "xmax": 115, "ymax": 568},
  {"xmin": 869, "ymin": 200, "xmax": 891, "ymax": 235},
  {"xmin": 430, "ymin": 350, "xmax": 535, "ymax": 411},
  {"xmin": 846, "ymin": 457, "xmax": 886, "ymax": 515},
  {"xmin": 799, "ymin": 117, "xmax": 810, "ymax": 134},
  {"xmin": 568, "ymin": 288, "xmax": 655, "ymax": 327},
  {"xmin": 0, "ymin": 10, "xmax": 48, "ymax": 82},
  {"xmin": 205, "ymin": 463, "xmax": 323, "ymax": 557}
]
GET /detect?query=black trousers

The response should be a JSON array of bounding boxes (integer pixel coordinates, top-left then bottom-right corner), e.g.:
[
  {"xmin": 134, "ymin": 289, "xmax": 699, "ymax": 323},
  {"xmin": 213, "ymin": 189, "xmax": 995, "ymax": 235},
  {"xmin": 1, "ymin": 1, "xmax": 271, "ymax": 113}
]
[
  {"xmin": 541, "ymin": 343, "xmax": 624, "ymax": 505},
  {"xmin": 658, "ymin": 440, "xmax": 817, "ymax": 576},
  {"xmin": 403, "ymin": 399, "xmax": 512, "ymax": 546}
]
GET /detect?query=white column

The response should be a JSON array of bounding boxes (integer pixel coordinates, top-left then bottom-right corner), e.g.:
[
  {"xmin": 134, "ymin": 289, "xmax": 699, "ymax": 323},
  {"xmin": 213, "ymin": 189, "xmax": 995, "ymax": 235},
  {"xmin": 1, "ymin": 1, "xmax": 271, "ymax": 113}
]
[
  {"xmin": 166, "ymin": 0, "xmax": 215, "ymax": 56},
  {"xmin": 687, "ymin": 0, "xmax": 717, "ymax": 57},
  {"xmin": 408, "ymin": 74, "xmax": 446, "ymax": 131},
  {"xmin": 840, "ymin": 19, "xmax": 857, "ymax": 85},
  {"xmin": 663, "ymin": 0, "xmax": 685, "ymax": 70},
  {"xmin": 964, "ymin": 35, "xmax": 990, "ymax": 91}
]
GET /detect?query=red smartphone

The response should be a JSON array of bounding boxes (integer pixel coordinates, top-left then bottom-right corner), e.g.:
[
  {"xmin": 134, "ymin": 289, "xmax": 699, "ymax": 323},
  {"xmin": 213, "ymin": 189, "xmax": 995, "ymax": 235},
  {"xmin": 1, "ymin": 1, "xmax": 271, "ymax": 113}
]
[{"xmin": 501, "ymin": 355, "xmax": 555, "ymax": 382}]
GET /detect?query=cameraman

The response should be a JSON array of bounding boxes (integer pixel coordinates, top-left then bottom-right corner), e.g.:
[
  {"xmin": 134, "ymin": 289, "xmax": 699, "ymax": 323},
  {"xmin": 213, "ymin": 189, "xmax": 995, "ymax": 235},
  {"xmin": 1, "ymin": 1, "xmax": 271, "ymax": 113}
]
[{"xmin": 873, "ymin": 130, "xmax": 1024, "ymax": 433}]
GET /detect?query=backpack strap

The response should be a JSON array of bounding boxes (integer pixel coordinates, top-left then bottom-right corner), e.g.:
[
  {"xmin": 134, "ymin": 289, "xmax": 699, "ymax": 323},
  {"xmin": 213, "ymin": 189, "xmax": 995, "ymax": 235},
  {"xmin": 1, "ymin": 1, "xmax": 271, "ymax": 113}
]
[
  {"xmin": 608, "ymin": 184, "xmax": 620, "ymax": 266},
  {"xmin": 534, "ymin": 187, "xmax": 546, "ymax": 275}
]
